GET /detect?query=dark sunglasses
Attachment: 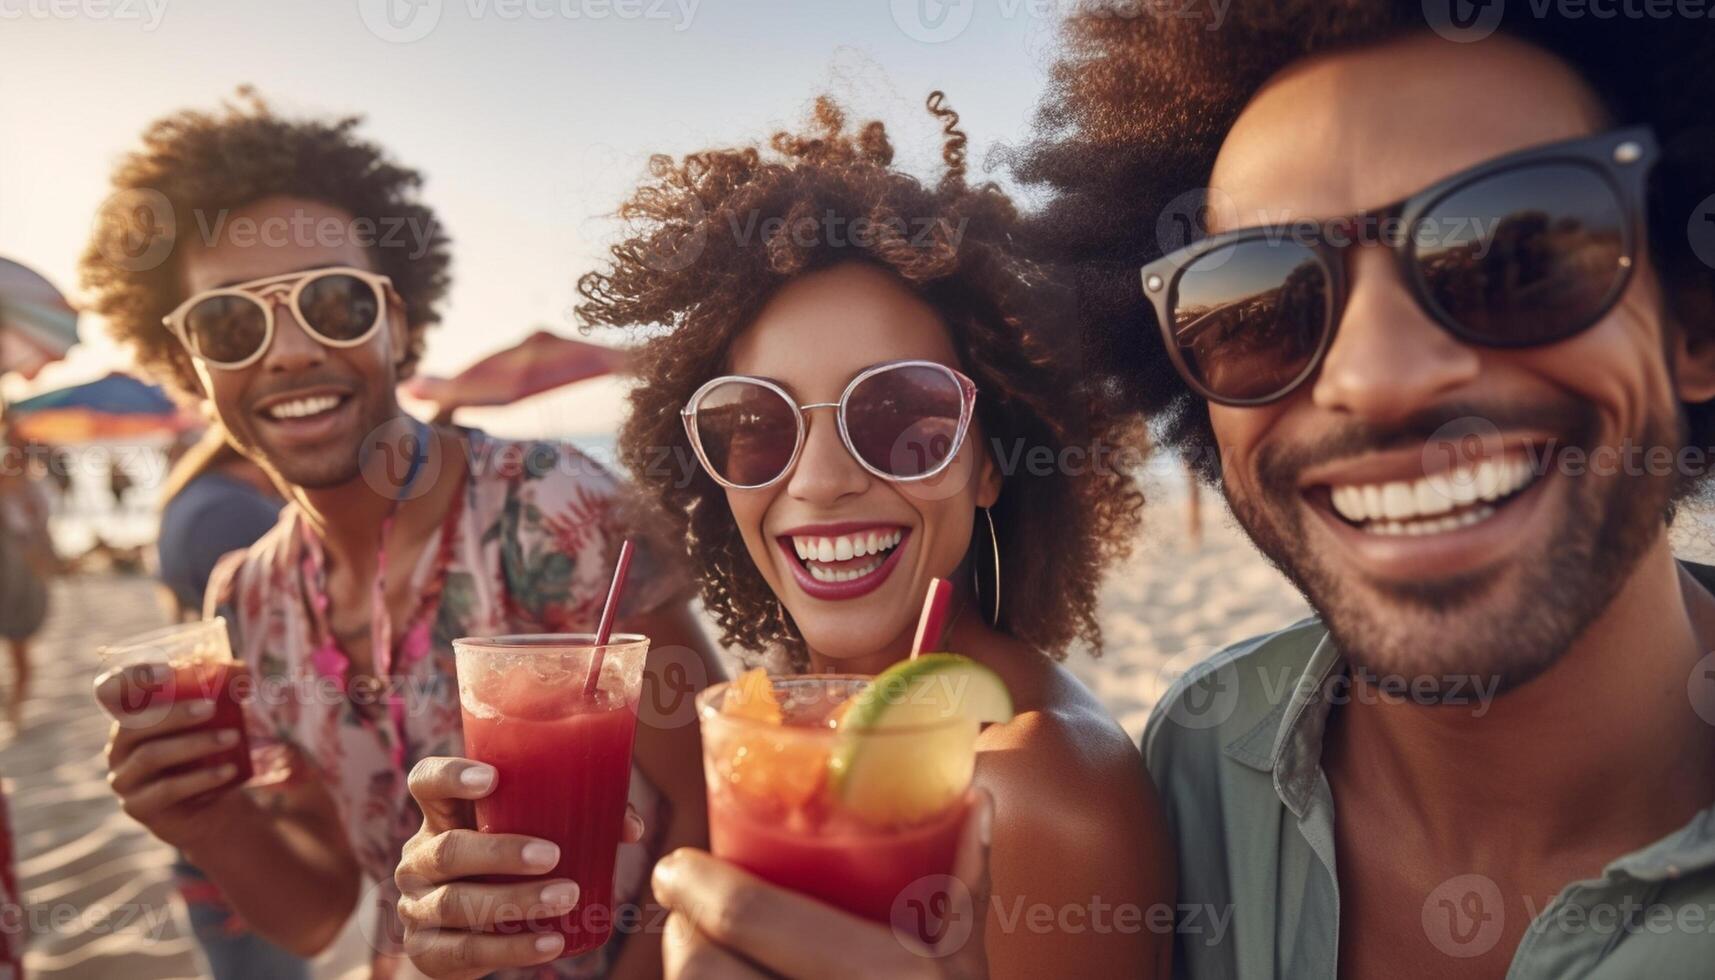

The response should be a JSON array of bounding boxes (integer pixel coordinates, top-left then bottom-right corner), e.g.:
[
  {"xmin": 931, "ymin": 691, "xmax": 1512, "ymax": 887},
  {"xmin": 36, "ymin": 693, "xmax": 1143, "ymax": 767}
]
[
  {"xmin": 1139, "ymin": 126, "xmax": 1658, "ymax": 406},
  {"xmin": 162, "ymin": 266, "xmax": 393, "ymax": 370},
  {"xmin": 681, "ymin": 360, "xmax": 978, "ymax": 489}
]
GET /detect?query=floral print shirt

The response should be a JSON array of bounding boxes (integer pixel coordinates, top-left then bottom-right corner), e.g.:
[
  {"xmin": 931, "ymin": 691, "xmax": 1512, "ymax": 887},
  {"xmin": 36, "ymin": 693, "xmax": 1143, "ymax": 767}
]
[{"xmin": 210, "ymin": 429, "xmax": 680, "ymax": 979}]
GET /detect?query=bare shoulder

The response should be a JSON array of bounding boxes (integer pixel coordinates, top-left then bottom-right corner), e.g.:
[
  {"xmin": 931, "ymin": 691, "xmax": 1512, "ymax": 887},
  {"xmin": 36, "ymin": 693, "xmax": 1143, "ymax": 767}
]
[
  {"xmin": 973, "ymin": 634, "xmax": 1144, "ymax": 785},
  {"xmin": 971, "ymin": 637, "xmax": 1175, "ymax": 888},
  {"xmin": 969, "ymin": 638, "xmax": 1177, "ymax": 975}
]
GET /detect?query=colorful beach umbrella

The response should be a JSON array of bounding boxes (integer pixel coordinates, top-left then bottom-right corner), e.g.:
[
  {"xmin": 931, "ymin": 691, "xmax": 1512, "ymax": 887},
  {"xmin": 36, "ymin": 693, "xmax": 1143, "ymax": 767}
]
[
  {"xmin": 0, "ymin": 257, "xmax": 80, "ymax": 380},
  {"xmin": 7, "ymin": 373, "xmax": 193, "ymax": 444},
  {"xmin": 404, "ymin": 330, "xmax": 628, "ymax": 415}
]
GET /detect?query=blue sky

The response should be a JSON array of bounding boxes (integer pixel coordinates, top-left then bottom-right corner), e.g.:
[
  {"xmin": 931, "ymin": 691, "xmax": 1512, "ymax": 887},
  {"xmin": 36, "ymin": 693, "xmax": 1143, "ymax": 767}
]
[{"xmin": 0, "ymin": 0, "xmax": 1065, "ymax": 434}]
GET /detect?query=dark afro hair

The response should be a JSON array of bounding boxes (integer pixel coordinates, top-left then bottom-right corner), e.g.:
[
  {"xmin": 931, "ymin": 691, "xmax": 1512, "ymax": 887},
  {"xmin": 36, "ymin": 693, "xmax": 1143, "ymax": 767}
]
[
  {"xmin": 1014, "ymin": 1, "xmax": 1715, "ymax": 487},
  {"xmin": 80, "ymin": 87, "xmax": 452, "ymax": 400}
]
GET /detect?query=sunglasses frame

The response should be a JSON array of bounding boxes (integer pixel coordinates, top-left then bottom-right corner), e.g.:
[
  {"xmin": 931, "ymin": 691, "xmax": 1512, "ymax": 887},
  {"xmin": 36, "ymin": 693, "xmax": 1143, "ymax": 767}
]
[
  {"xmin": 1140, "ymin": 126, "xmax": 1659, "ymax": 407},
  {"xmin": 162, "ymin": 266, "xmax": 395, "ymax": 371},
  {"xmin": 680, "ymin": 359, "xmax": 979, "ymax": 490}
]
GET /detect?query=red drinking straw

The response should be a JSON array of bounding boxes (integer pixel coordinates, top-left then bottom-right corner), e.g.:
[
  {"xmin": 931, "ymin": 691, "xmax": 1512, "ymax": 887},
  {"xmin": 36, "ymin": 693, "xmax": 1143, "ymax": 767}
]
[
  {"xmin": 910, "ymin": 578, "xmax": 954, "ymax": 659},
  {"xmin": 583, "ymin": 539, "xmax": 635, "ymax": 697}
]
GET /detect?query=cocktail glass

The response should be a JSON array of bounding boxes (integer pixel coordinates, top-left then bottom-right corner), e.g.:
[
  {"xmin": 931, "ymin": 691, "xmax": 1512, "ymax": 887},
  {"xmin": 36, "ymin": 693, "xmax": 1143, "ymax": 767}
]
[
  {"xmin": 454, "ymin": 633, "xmax": 651, "ymax": 957},
  {"xmin": 697, "ymin": 674, "xmax": 976, "ymax": 941},
  {"xmin": 97, "ymin": 618, "xmax": 255, "ymax": 791}
]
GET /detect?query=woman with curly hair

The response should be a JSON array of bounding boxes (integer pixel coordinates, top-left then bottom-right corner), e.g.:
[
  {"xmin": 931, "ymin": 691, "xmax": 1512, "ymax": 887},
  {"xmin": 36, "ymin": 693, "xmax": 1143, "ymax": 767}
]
[{"xmin": 580, "ymin": 94, "xmax": 1170, "ymax": 976}]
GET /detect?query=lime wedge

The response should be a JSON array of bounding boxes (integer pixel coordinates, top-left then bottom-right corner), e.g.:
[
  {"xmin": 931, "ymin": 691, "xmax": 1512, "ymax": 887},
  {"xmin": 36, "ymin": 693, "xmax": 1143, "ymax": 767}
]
[{"xmin": 828, "ymin": 654, "xmax": 1014, "ymax": 825}]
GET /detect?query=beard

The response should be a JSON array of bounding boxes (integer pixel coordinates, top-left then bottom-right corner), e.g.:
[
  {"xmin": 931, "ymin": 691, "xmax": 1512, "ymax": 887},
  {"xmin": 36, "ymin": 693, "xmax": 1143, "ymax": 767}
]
[{"xmin": 1223, "ymin": 398, "xmax": 1681, "ymax": 697}]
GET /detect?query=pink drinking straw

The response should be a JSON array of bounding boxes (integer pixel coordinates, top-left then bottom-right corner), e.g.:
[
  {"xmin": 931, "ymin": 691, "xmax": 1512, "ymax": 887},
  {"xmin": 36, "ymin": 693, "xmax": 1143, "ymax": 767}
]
[
  {"xmin": 910, "ymin": 578, "xmax": 954, "ymax": 659},
  {"xmin": 583, "ymin": 539, "xmax": 635, "ymax": 697}
]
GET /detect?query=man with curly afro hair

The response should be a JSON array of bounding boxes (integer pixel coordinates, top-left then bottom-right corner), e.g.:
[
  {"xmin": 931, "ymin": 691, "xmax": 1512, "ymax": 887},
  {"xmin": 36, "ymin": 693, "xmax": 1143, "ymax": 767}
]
[
  {"xmin": 82, "ymin": 90, "xmax": 722, "ymax": 978},
  {"xmin": 1020, "ymin": 2, "xmax": 1715, "ymax": 977}
]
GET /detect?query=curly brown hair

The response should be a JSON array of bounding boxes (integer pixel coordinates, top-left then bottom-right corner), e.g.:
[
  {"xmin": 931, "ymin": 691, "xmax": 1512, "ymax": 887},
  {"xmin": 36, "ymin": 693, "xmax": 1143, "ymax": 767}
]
[
  {"xmin": 1015, "ymin": 1, "xmax": 1715, "ymax": 487},
  {"xmin": 79, "ymin": 87, "xmax": 452, "ymax": 399},
  {"xmin": 578, "ymin": 93, "xmax": 1147, "ymax": 664}
]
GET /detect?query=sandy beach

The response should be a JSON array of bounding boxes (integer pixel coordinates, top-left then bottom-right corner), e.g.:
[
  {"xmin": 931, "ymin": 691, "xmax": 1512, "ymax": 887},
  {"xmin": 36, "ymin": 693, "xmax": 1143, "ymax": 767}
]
[
  {"xmin": 6, "ymin": 490, "xmax": 1711, "ymax": 978},
  {"xmin": 0, "ymin": 573, "xmax": 372, "ymax": 980}
]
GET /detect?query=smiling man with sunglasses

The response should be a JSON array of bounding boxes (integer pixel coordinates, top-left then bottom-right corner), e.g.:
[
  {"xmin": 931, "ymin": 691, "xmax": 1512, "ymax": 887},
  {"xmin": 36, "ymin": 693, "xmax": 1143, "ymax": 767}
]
[
  {"xmin": 1024, "ymin": 5, "xmax": 1715, "ymax": 978},
  {"xmin": 80, "ymin": 92, "xmax": 722, "ymax": 978}
]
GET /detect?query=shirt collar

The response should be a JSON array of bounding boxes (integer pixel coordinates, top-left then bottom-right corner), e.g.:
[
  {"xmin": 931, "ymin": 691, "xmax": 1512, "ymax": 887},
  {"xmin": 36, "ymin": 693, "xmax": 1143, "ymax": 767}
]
[
  {"xmin": 1220, "ymin": 620, "xmax": 1715, "ymax": 873},
  {"xmin": 1222, "ymin": 630, "xmax": 1342, "ymax": 819}
]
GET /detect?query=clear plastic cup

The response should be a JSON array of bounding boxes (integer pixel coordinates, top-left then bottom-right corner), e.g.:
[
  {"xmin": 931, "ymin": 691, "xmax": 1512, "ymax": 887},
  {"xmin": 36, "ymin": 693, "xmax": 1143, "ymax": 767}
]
[
  {"xmin": 453, "ymin": 633, "xmax": 651, "ymax": 957},
  {"xmin": 96, "ymin": 618, "xmax": 255, "ymax": 791}
]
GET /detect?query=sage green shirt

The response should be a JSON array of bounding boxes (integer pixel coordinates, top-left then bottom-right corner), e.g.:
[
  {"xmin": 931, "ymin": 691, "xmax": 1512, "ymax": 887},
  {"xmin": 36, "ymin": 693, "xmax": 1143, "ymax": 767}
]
[{"xmin": 1143, "ymin": 578, "xmax": 1715, "ymax": 979}]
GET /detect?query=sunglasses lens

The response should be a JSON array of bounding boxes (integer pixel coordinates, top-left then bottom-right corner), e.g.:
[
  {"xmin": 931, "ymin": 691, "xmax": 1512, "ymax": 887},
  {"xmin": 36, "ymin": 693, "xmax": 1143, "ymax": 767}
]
[
  {"xmin": 1168, "ymin": 239, "xmax": 1330, "ymax": 402},
  {"xmin": 844, "ymin": 364, "xmax": 966, "ymax": 478},
  {"xmin": 692, "ymin": 381, "xmax": 799, "ymax": 486},
  {"xmin": 1416, "ymin": 163, "xmax": 1629, "ymax": 345},
  {"xmin": 184, "ymin": 295, "xmax": 269, "ymax": 365},
  {"xmin": 298, "ymin": 273, "xmax": 382, "ymax": 341}
]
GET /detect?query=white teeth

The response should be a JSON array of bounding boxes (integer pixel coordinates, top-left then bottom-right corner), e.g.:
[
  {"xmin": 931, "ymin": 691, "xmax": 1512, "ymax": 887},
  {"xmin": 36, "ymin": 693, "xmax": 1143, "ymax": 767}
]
[
  {"xmin": 1413, "ymin": 479, "xmax": 1454, "ymax": 517},
  {"xmin": 267, "ymin": 395, "xmax": 341, "ymax": 420},
  {"xmin": 1362, "ymin": 505, "xmax": 1497, "ymax": 537},
  {"xmin": 1362, "ymin": 485, "xmax": 1384, "ymax": 519},
  {"xmin": 1475, "ymin": 459, "xmax": 1500, "ymax": 500},
  {"xmin": 806, "ymin": 556, "xmax": 885, "ymax": 583},
  {"xmin": 1381, "ymin": 482, "xmax": 1414, "ymax": 521},
  {"xmin": 792, "ymin": 528, "xmax": 904, "ymax": 581},
  {"xmin": 1328, "ymin": 455, "xmax": 1536, "ymax": 526}
]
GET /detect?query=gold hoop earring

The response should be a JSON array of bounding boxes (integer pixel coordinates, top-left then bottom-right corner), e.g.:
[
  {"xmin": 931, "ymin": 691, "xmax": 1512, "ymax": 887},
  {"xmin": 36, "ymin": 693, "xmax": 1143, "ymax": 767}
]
[{"xmin": 972, "ymin": 506, "xmax": 1000, "ymax": 627}]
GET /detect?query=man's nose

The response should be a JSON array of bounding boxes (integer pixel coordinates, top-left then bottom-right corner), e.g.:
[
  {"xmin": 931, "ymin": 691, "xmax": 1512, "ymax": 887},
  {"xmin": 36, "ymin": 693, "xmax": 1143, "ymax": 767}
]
[
  {"xmin": 1309, "ymin": 249, "xmax": 1481, "ymax": 425},
  {"xmin": 257, "ymin": 292, "xmax": 326, "ymax": 373},
  {"xmin": 784, "ymin": 408, "xmax": 869, "ymax": 504}
]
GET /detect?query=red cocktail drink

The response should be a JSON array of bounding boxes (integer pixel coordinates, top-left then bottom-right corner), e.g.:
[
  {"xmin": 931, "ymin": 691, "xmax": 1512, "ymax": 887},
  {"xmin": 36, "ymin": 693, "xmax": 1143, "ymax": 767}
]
[
  {"xmin": 98, "ymin": 618, "xmax": 253, "ymax": 793},
  {"xmin": 708, "ymin": 789, "xmax": 967, "ymax": 925},
  {"xmin": 698, "ymin": 671, "xmax": 996, "ymax": 946},
  {"xmin": 164, "ymin": 659, "xmax": 253, "ymax": 784},
  {"xmin": 455, "ymin": 634, "xmax": 651, "ymax": 957}
]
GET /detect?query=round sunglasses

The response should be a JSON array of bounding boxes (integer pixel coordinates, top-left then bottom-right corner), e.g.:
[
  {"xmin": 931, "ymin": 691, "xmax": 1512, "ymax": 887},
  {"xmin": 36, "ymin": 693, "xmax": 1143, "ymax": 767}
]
[
  {"xmin": 1139, "ymin": 126, "xmax": 1658, "ymax": 406},
  {"xmin": 162, "ymin": 266, "xmax": 394, "ymax": 371},
  {"xmin": 681, "ymin": 360, "xmax": 978, "ymax": 490}
]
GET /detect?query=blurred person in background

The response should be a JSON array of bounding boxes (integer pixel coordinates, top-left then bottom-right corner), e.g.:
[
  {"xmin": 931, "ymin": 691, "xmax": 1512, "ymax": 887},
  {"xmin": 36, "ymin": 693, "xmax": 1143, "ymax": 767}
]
[
  {"xmin": 0, "ymin": 426, "xmax": 55, "ymax": 734},
  {"xmin": 157, "ymin": 427, "xmax": 282, "ymax": 620},
  {"xmin": 45, "ymin": 448, "xmax": 72, "ymax": 513},
  {"xmin": 155, "ymin": 425, "xmax": 302, "ymax": 980},
  {"xmin": 80, "ymin": 89, "xmax": 722, "ymax": 979},
  {"xmin": 107, "ymin": 460, "xmax": 134, "ymax": 511}
]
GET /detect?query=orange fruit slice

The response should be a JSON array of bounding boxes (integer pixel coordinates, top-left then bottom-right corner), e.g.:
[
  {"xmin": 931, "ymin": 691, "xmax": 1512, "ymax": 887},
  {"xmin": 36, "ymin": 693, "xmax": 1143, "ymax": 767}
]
[
  {"xmin": 723, "ymin": 667, "xmax": 783, "ymax": 724},
  {"xmin": 719, "ymin": 668, "xmax": 826, "ymax": 809}
]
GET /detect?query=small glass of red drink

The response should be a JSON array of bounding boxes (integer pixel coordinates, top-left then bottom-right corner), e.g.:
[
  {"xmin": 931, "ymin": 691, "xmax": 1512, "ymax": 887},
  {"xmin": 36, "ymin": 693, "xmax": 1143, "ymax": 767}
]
[
  {"xmin": 96, "ymin": 618, "xmax": 256, "ymax": 791},
  {"xmin": 697, "ymin": 673, "xmax": 982, "ymax": 943},
  {"xmin": 453, "ymin": 633, "xmax": 651, "ymax": 958}
]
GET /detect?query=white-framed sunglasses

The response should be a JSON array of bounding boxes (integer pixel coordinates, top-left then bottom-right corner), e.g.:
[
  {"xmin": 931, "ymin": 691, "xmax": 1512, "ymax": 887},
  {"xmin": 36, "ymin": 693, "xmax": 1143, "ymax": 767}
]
[
  {"xmin": 681, "ymin": 359, "xmax": 978, "ymax": 490},
  {"xmin": 162, "ymin": 266, "xmax": 394, "ymax": 371}
]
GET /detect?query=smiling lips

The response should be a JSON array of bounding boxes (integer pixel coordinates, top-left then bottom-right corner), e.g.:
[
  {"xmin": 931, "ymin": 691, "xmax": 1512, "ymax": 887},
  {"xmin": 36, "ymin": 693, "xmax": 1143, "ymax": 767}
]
[
  {"xmin": 264, "ymin": 393, "xmax": 345, "ymax": 421},
  {"xmin": 778, "ymin": 525, "xmax": 909, "ymax": 598},
  {"xmin": 1321, "ymin": 451, "xmax": 1540, "ymax": 537}
]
